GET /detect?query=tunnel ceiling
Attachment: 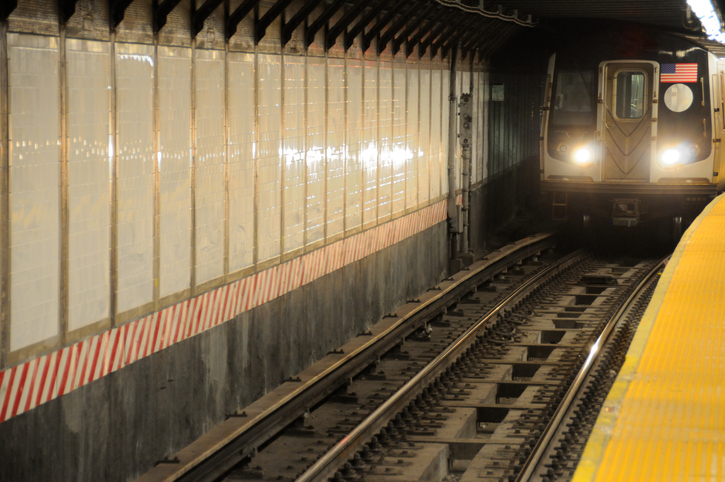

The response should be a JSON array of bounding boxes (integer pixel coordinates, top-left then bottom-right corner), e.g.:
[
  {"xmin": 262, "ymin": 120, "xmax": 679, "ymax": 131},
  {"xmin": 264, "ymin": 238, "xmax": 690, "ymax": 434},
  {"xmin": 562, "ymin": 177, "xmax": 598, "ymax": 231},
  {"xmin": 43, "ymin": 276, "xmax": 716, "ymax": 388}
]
[{"xmin": 1, "ymin": 0, "xmax": 722, "ymax": 60}]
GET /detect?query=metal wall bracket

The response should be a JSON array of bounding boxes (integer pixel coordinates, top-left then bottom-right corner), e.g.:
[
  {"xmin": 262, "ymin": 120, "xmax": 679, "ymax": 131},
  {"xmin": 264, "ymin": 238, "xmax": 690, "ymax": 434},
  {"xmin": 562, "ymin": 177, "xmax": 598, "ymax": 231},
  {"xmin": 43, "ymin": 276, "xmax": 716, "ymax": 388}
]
[{"xmin": 227, "ymin": 0, "xmax": 257, "ymax": 41}]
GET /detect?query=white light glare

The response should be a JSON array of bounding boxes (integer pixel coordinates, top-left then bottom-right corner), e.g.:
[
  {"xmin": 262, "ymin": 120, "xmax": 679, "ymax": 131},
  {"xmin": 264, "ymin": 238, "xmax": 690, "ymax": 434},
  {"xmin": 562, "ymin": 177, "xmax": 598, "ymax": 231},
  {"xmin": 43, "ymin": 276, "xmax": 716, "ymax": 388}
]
[
  {"xmin": 687, "ymin": 0, "xmax": 725, "ymax": 44},
  {"xmin": 661, "ymin": 148, "xmax": 682, "ymax": 166},
  {"xmin": 573, "ymin": 147, "xmax": 592, "ymax": 165}
]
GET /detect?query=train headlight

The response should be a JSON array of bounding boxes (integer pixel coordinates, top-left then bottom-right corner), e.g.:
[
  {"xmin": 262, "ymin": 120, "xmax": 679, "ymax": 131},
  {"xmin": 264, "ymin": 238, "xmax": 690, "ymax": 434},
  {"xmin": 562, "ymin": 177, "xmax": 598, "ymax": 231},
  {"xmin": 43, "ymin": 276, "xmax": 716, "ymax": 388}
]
[
  {"xmin": 661, "ymin": 148, "xmax": 681, "ymax": 166},
  {"xmin": 659, "ymin": 144, "xmax": 698, "ymax": 168},
  {"xmin": 573, "ymin": 147, "xmax": 592, "ymax": 165}
]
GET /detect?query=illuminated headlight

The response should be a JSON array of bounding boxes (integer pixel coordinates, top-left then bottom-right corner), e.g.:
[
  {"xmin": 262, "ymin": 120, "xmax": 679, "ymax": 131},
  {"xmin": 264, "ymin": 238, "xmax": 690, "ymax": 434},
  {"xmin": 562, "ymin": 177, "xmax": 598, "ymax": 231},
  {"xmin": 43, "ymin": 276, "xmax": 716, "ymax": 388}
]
[
  {"xmin": 659, "ymin": 144, "xmax": 698, "ymax": 168},
  {"xmin": 573, "ymin": 147, "xmax": 592, "ymax": 165},
  {"xmin": 661, "ymin": 148, "xmax": 681, "ymax": 166}
]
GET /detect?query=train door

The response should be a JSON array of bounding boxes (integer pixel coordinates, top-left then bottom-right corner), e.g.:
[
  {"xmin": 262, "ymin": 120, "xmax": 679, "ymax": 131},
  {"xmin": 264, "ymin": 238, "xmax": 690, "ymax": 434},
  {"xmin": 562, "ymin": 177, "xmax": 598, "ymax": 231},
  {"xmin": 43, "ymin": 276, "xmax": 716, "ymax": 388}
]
[{"xmin": 600, "ymin": 62, "xmax": 657, "ymax": 181}]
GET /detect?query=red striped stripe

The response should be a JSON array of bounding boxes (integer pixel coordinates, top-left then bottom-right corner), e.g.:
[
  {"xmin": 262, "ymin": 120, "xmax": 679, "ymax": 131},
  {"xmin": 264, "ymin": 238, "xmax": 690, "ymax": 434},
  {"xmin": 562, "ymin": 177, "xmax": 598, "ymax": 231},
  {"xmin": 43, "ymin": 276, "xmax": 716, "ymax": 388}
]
[
  {"xmin": 0, "ymin": 367, "xmax": 17, "ymax": 421},
  {"xmin": 0, "ymin": 201, "xmax": 446, "ymax": 424}
]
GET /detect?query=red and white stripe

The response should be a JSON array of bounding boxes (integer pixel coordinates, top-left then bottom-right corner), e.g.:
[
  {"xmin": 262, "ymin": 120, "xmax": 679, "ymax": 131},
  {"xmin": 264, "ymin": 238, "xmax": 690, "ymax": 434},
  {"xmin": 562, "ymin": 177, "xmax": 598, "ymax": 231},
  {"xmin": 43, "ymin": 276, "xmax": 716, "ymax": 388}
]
[{"xmin": 0, "ymin": 201, "xmax": 447, "ymax": 424}]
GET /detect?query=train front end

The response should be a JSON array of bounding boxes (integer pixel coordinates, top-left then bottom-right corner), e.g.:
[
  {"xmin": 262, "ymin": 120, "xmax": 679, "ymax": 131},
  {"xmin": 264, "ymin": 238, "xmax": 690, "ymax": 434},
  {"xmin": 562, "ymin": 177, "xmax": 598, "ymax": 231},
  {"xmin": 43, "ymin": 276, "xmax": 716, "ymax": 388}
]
[{"xmin": 540, "ymin": 32, "xmax": 721, "ymax": 235}]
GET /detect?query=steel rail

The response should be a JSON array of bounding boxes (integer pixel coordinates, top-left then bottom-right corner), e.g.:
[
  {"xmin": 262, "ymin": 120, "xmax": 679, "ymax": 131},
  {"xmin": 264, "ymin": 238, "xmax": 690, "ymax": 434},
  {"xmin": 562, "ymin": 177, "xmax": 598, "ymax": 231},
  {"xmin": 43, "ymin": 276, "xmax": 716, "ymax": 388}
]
[
  {"xmin": 296, "ymin": 249, "xmax": 586, "ymax": 482},
  {"xmin": 515, "ymin": 256, "xmax": 668, "ymax": 481},
  {"xmin": 139, "ymin": 234, "xmax": 556, "ymax": 482}
]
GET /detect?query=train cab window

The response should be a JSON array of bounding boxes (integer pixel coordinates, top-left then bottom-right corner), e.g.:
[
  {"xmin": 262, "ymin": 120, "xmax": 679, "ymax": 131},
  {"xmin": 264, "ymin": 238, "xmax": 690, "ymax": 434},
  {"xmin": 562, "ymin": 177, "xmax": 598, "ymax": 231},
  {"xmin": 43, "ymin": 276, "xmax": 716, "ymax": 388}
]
[
  {"xmin": 552, "ymin": 70, "xmax": 594, "ymax": 126},
  {"xmin": 615, "ymin": 72, "xmax": 646, "ymax": 119}
]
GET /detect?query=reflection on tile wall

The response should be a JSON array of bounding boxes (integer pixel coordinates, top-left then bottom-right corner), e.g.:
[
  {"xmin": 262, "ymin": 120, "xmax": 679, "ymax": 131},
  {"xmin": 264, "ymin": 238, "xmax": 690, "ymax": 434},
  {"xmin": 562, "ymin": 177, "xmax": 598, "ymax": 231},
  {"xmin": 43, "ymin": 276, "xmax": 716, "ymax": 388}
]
[
  {"xmin": 3, "ymin": 32, "xmax": 488, "ymax": 360},
  {"xmin": 8, "ymin": 34, "xmax": 61, "ymax": 350}
]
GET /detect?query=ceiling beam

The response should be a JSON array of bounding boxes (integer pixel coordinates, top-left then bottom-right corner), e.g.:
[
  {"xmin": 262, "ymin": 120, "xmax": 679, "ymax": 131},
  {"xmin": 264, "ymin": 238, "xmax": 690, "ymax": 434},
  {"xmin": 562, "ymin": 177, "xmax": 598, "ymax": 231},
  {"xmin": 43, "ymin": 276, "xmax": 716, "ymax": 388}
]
[
  {"xmin": 256, "ymin": 0, "xmax": 294, "ymax": 43},
  {"xmin": 153, "ymin": 0, "xmax": 183, "ymax": 33},
  {"xmin": 391, "ymin": 3, "xmax": 439, "ymax": 57},
  {"xmin": 305, "ymin": 0, "xmax": 346, "ymax": 48},
  {"xmin": 343, "ymin": 0, "xmax": 387, "ymax": 51},
  {"xmin": 282, "ymin": 0, "xmax": 324, "ymax": 46},
  {"xmin": 325, "ymin": 0, "xmax": 376, "ymax": 52},
  {"xmin": 361, "ymin": 0, "xmax": 411, "ymax": 54},
  {"xmin": 376, "ymin": 1, "xmax": 422, "ymax": 55},
  {"xmin": 405, "ymin": 10, "xmax": 443, "ymax": 57},
  {"xmin": 59, "ymin": 0, "xmax": 80, "ymax": 24},
  {"xmin": 192, "ymin": 0, "xmax": 224, "ymax": 38},
  {"xmin": 227, "ymin": 0, "xmax": 258, "ymax": 40},
  {"xmin": 418, "ymin": 10, "xmax": 456, "ymax": 58},
  {"xmin": 110, "ymin": 0, "xmax": 136, "ymax": 31},
  {"xmin": 0, "ymin": 0, "xmax": 17, "ymax": 21},
  {"xmin": 440, "ymin": 16, "xmax": 480, "ymax": 59}
]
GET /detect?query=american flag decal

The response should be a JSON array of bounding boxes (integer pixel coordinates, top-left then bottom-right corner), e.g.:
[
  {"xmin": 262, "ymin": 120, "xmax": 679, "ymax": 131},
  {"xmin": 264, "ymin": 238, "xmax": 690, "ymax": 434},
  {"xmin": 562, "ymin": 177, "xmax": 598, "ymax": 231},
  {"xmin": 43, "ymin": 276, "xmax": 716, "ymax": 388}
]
[{"xmin": 660, "ymin": 63, "xmax": 698, "ymax": 83}]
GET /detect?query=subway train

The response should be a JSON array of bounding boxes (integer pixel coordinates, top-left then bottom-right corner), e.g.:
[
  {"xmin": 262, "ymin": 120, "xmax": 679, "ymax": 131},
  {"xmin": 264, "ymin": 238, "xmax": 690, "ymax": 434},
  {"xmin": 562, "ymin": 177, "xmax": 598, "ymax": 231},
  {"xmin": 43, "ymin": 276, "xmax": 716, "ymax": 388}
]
[{"xmin": 540, "ymin": 29, "xmax": 725, "ymax": 237}]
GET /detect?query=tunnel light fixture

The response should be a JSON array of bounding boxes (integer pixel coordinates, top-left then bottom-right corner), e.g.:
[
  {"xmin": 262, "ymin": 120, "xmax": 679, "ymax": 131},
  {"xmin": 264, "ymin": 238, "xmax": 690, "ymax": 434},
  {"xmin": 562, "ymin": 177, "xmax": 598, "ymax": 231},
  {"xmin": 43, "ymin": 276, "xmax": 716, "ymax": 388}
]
[{"xmin": 687, "ymin": 0, "xmax": 725, "ymax": 44}]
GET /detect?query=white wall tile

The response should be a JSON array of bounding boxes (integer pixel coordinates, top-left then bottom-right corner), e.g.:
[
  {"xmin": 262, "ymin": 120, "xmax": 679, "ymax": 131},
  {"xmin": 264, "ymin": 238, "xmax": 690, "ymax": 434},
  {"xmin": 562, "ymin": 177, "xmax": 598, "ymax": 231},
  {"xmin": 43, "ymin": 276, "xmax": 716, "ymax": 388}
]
[
  {"xmin": 441, "ymin": 69, "xmax": 450, "ymax": 196},
  {"xmin": 8, "ymin": 34, "xmax": 61, "ymax": 350},
  {"xmin": 66, "ymin": 39, "xmax": 111, "ymax": 331},
  {"xmin": 430, "ymin": 68, "xmax": 442, "ymax": 199},
  {"xmin": 257, "ymin": 54, "xmax": 282, "ymax": 261},
  {"xmin": 228, "ymin": 52, "xmax": 255, "ymax": 272},
  {"xmin": 378, "ymin": 62, "xmax": 393, "ymax": 219},
  {"xmin": 283, "ymin": 56, "xmax": 306, "ymax": 253},
  {"xmin": 158, "ymin": 46, "xmax": 192, "ymax": 296},
  {"xmin": 195, "ymin": 49, "xmax": 225, "ymax": 283},
  {"xmin": 418, "ymin": 66, "xmax": 431, "ymax": 204},
  {"xmin": 116, "ymin": 43, "xmax": 155, "ymax": 313},
  {"xmin": 362, "ymin": 60, "xmax": 378, "ymax": 226},
  {"xmin": 391, "ymin": 66, "xmax": 406, "ymax": 215},
  {"xmin": 306, "ymin": 57, "xmax": 325, "ymax": 244},
  {"xmin": 327, "ymin": 59, "xmax": 345, "ymax": 237},
  {"xmin": 345, "ymin": 59, "xmax": 363, "ymax": 232},
  {"xmin": 406, "ymin": 67, "xmax": 419, "ymax": 210}
]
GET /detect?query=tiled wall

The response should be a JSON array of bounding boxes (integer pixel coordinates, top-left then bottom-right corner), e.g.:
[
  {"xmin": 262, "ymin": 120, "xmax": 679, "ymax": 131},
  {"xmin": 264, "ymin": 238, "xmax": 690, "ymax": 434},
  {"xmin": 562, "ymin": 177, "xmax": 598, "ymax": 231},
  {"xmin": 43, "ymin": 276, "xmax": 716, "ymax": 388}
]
[{"xmin": 0, "ymin": 5, "xmax": 489, "ymax": 416}]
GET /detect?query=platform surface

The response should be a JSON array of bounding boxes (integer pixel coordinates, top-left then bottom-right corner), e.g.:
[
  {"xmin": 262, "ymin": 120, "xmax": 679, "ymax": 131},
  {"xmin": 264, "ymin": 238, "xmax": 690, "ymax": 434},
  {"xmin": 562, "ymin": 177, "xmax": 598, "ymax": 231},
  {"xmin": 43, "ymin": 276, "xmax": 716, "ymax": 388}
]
[{"xmin": 574, "ymin": 193, "xmax": 725, "ymax": 481}]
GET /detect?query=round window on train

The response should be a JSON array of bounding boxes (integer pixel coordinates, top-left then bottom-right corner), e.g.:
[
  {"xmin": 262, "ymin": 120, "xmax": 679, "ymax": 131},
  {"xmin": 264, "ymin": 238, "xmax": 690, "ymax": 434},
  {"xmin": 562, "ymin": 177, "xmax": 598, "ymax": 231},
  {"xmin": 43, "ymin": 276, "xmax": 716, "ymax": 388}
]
[{"xmin": 664, "ymin": 83, "xmax": 694, "ymax": 112}]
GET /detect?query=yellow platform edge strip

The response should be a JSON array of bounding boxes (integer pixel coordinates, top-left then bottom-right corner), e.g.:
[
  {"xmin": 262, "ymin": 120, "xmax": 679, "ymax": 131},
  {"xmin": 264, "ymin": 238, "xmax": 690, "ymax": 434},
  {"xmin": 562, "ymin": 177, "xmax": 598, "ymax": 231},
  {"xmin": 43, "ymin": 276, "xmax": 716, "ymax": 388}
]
[{"xmin": 572, "ymin": 193, "xmax": 725, "ymax": 482}]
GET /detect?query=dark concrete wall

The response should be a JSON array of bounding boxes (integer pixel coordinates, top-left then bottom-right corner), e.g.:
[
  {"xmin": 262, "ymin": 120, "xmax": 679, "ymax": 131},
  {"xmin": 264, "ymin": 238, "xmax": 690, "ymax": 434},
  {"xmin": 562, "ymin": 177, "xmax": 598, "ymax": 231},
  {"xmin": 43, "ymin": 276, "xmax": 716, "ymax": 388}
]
[
  {"xmin": 0, "ymin": 222, "xmax": 448, "ymax": 481},
  {"xmin": 469, "ymin": 72, "xmax": 545, "ymax": 255}
]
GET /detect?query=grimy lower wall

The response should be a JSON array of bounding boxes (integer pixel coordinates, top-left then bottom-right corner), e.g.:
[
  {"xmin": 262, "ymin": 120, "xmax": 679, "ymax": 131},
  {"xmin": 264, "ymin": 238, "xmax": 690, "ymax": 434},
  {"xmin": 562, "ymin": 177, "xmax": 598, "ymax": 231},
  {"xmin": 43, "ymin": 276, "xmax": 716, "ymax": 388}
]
[
  {"xmin": 0, "ymin": 0, "xmax": 498, "ymax": 480},
  {"xmin": 0, "ymin": 220, "xmax": 448, "ymax": 481}
]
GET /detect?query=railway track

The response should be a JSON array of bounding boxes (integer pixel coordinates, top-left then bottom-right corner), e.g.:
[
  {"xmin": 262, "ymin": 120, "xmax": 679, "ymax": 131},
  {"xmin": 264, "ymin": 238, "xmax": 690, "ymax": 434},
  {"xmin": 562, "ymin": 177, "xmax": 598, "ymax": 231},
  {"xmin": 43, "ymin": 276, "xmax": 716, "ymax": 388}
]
[{"xmin": 140, "ymin": 235, "xmax": 663, "ymax": 482}]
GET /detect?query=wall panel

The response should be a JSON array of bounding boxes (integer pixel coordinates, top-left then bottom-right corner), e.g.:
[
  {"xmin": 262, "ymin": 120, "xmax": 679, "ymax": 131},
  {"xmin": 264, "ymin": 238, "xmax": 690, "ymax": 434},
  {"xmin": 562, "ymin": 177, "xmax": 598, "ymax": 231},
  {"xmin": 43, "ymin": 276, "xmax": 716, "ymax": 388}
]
[
  {"xmin": 283, "ymin": 56, "xmax": 305, "ymax": 253},
  {"xmin": 116, "ymin": 43, "xmax": 154, "ymax": 314},
  {"xmin": 430, "ymin": 68, "xmax": 442, "ymax": 199},
  {"xmin": 257, "ymin": 54, "xmax": 282, "ymax": 261},
  {"xmin": 194, "ymin": 49, "xmax": 225, "ymax": 283},
  {"xmin": 362, "ymin": 60, "xmax": 378, "ymax": 226},
  {"xmin": 471, "ymin": 71, "xmax": 479, "ymax": 184},
  {"xmin": 391, "ymin": 65, "xmax": 406, "ymax": 215},
  {"xmin": 158, "ymin": 46, "xmax": 192, "ymax": 297},
  {"xmin": 406, "ymin": 66, "xmax": 419, "ymax": 209},
  {"xmin": 306, "ymin": 57, "xmax": 325, "ymax": 244},
  {"xmin": 66, "ymin": 39, "xmax": 111, "ymax": 331},
  {"xmin": 327, "ymin": 59, "xmax": 345, "ymax": 237},
  {"xmin": 441, "ymin": 68, "xmax": 450, "ymax": 196},
  {"xmin": 418, "ymin": 66, "xmax": 431, "ymax": 204},
  {"xmin": 228, "ymin": 53, "xmax": 255, "ymax": 272},
  {"xmin": 346, "ymin": 59, "xmax": 363, "ymax": 232},
  {"xmin": 378, "ymin": 62, "xmax": 393, "ymax": 219},
  {"xmin": 8, "ymin": 34, "xmax": 61, "ymax": 350}
]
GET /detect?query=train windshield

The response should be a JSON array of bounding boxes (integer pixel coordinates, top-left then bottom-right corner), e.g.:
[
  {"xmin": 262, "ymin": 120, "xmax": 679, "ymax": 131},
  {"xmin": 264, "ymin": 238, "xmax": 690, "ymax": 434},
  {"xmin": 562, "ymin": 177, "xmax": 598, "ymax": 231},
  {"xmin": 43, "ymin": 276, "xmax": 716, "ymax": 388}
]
[
  {"xmin": 552, "ymin": 70, "xmax": 594, "ymax": 126},
  {"xmin": 615, "ymin": 71, "xmax": 645, "ymax": 119}
]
